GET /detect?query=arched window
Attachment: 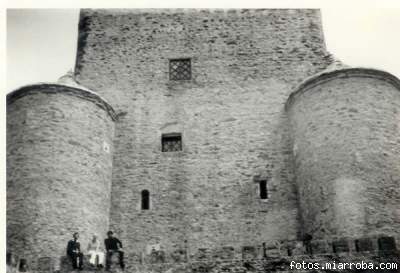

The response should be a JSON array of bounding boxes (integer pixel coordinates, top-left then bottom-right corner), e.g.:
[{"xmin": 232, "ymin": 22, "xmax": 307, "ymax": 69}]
[{"xmin": 141, "ymin": 190, "xmax": 150, "ymax": 210}]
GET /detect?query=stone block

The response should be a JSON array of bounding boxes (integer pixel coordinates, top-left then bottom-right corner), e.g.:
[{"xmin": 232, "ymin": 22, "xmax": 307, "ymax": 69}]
[
  {"xmin": 355, "ymin": 237, "xmax": 374, "ymax": 252},
  {"xmin": 171, "ymin": 249, "xmax": 187, "ymax": 263},
  {"xmin": 242, "ymin": 246, "xmax": 257, "ymax": 260},
  {"xmin": 378, "ymin": 236, "xmax": 397, "ymax": 251},
  {"xmin": 129, "ymin": 252, "xmax": 142, "ymax": 264},
  {"xmin": 332, "ymin": 239, "xmax": 349, "ymax": 253},
  {"xmin": 310, "ymin": 240, "xmax": 329, "ymax": 254},
  {"xmin": 222, "ymin": 247, "xmax": 235, "ymax": 260},
  {"xmin": 265, "ymin": 245, "xmax": 281, "ymax": 258},
  {"xmin": 290, "ymin": 241, "xmax": 306, "ymax": 256},
  {"xmin": 147, "ymin": 249, "xmax": 166, "ymax": 264},
  {"xmin": 191, "ymin": 263, "xmax": 211, "ymax": 273},
  {"xmin": 37, "ymin": 257, "xmax": 53, "ymax": 272},
  {"xmin": 195, "ymin": 248, "xmax": 211, "ymax": 261}
]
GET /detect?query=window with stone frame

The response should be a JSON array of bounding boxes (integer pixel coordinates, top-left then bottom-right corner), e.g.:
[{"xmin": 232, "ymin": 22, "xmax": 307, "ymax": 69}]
[
  {"xmin": 169, "ymin": 59, "xmax": 191, "ymax": 80},
  {"xmin": 161, "ymin": 133, "xmax": 182, "ymax": 152}
]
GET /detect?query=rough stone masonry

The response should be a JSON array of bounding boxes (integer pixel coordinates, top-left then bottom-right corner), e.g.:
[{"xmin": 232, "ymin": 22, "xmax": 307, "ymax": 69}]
[{"xmin": 6, "ymin": 9, "xmax": 400, "ymax": 273}]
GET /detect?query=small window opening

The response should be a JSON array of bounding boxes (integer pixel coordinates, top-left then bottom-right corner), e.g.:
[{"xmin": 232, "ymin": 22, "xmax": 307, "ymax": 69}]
[
  {"xmin": 169, "ymin": 59, "xmax": 191, "ymax": 80},
  {"xmin": 162, "ymin": 133, "xmax": 182, "ymax": 152},
  {"xmin": 141, "ymin": 190, "xmax": 150, "ymax": 210},
  {"xmin": 259, "ymin": 180, "xmax": 268, "ymax": 199},
  {"xmin": 19, "ymin": 259, "xmax": 28, "ymax": 272}
]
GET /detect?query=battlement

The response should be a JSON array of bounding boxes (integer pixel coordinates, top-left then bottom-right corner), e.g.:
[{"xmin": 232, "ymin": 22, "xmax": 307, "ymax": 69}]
[{"xmin": 7, "ymin": 236, "xmax": 400, "ymax": 273}]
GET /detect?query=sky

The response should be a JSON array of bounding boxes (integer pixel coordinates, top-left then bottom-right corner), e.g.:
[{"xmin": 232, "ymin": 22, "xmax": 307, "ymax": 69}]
[
  {"xmin": 7, "ymin": 9, "xmax": 80, "ymax": 91},
  {"xmin": 5, "ymin": 7, "xmax": 400, "ymax": 91}
]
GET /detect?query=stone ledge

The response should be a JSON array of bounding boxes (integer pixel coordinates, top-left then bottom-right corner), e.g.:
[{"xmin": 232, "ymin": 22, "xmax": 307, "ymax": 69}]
[
  {"xmin": 285, "ymin": 67, "xmax": 400, "ymax": 110},
  {"xmin": 7, "ymin": 83, "xmax": 117, "ymax": 121},
  {"xmin": 6, "ymin": 237, "xmax": 398, "ymax": 272},
  {"xmin": 7, "ymin": 251, "xmax": 400, "ymax": 273}
]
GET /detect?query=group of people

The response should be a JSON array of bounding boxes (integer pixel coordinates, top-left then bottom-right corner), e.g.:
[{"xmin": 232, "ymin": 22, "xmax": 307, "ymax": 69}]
[{"xmin": 66, "ymin": 231, "xmax": 125, "ymax": 270}]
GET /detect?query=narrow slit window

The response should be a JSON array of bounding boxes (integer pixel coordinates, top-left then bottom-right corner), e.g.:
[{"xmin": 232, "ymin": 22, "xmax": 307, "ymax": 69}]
[
  {"xmin": 169, "ymin": 59, "xmax": 191, "ymax": 80},
  {"xmin": 259, "ymin": 180, "xmax": 268, "ymax": 199},
  {"xmin": 19, "ymin": 259, "xmax": 28, "ymax": 272},
  {"xmin": 141, "ymin": 190, "xmax": 150, "ymax": 210},
  {"xmin": 162, "ymin": 133, "xmax": 182, "ymax": 152}
]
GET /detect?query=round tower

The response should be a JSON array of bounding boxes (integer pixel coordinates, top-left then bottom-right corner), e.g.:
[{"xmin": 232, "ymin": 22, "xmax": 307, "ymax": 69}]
[
  {"xmin": 286, "ymin": 68, "xmax": 400, "ymax": 240},
  {"xmin": 7, "ymin": 78, "xmax": 116, "ymax": 269}
]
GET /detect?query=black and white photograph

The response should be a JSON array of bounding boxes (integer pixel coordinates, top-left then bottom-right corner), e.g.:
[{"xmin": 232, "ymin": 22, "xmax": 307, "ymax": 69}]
[{"xmin": 4, "ymin": 1, "xmax": 400, "ymax": 273}]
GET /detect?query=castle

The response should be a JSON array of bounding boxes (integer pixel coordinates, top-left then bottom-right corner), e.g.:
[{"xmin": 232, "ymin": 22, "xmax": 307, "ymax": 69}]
[{"xmin": 7, "ymin": 9, "xmax": 400, "ymax": 273}]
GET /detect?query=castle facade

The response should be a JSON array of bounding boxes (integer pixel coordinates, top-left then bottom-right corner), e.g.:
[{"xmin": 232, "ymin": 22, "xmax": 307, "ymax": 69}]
[{"xmin": 7, "ymin": 9, "xmax": 400, "ymax": 272}]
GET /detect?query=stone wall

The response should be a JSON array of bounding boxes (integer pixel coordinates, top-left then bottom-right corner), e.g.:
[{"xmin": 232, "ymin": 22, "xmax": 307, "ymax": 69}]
[
  {"xmin": 7, "ymin": 84, "xmax": 116, "ymax": 268},
  {"xmin": 74, "ymin": 9, "xmax": 332, "ymax": 255},
  {"xmin": 7, "ymin": 236, "xmax": 400, "ymax": 273},
  {"xmin": 287, "ymin": 68, "xmax": 400, "ymax": 240}
]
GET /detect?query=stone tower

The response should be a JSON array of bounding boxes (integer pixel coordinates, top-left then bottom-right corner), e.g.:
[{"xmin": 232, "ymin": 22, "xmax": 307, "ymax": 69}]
[
  {"xmin": 7, "ymin": 78, "xmax": 116, "ymax": 266},
  {"xmin": 73, "ymin": 8, "xmax": 331, "ymax": 254},
  {"xmin": 6, "ymin": 9, "xmax": 400, "ymax": 273},
  {"xmin": 286, "ymin": 67, "xmax": 400, "ymax": 241}
]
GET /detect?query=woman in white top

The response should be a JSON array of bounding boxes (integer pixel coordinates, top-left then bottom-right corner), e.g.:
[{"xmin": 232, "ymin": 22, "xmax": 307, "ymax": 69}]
[{"xmin": 87, "ymin": 235, "xmax": 105, "ymax": 268}]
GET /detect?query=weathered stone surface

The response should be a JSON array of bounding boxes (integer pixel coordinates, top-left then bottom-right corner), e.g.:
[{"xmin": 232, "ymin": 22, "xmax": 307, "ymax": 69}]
[
  {"xmin": 332, "ymin": 239, "xmax": 350, "ymax": 253},
  {"xmin": 355, "ymin": 238, "xmax": 375, "ymax": 252},
  {"xmin": 74, "ymin": 8, "xmax": 332, "ymax": 257},
  {"xmin": 378, "ymin": 236, "xmax": 397, "ymax": 252},
  {"xmin": 310, "ymin": 240, "xmax": 330, "ymax": 254},
  {"xmin": 7, "ymin": 85, "xmax": 115, "ymax": 266},
  {"xmin": 287, "ymin": 68, "xmax": 400, "ymax": 241}
]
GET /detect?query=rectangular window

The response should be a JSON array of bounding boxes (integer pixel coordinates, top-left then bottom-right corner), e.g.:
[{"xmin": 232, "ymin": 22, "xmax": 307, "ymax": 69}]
[
  {"xmin": 259, "ymin": 180, "xmax": 268, "ymax": 199},
  {"xmin": 169, "ymin": 59, "xmax": 191, "ymax": 80},
  {"xmin": 141, "ymin": 190, "xmax": 150, "ymax": 210},
  {"xmin": 162, "ymin": 133, "xmax": 182, "ymax": 152}
]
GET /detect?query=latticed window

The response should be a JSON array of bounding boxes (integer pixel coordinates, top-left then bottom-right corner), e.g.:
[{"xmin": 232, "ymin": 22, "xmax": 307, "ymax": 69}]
[
  {"xmin": 169, "ymin": 59, "xmax": 191, "ymax": 80},
  {"xmin": 162, "ymin": 133, "xmax": 182, "ymax": 152}
]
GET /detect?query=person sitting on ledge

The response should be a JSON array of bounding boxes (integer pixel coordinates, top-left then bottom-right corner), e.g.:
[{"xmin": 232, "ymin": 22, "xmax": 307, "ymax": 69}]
[
  {"xmin": 104, "ymin": 231, "xmax": 125, "ymax": 270},
  {"xmin": 66, "ymin": 232, "xmax": 84, "ymax": 270},
  {"xmin": 87, "ymin": 234, "xmax": 105, "ymax": 268}
]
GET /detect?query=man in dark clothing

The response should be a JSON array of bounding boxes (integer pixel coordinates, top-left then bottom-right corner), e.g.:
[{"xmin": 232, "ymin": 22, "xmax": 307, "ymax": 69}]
[
  {"xmin": 104, "ymin": 231, "xmax": 125, "ymax": 270},
  {"xmin": 66, "ymin": 232, "xmax": 84, "ymax": 269}
]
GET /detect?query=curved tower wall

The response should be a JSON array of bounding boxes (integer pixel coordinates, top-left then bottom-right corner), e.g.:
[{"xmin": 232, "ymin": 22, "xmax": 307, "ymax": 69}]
[
  {"xmin": 7, "ymin": 84, "xmax": 116, "ymax": 266},
  {"xmin": 286, "ymin": 69, "xmax": 400, "ymax": 240}
]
